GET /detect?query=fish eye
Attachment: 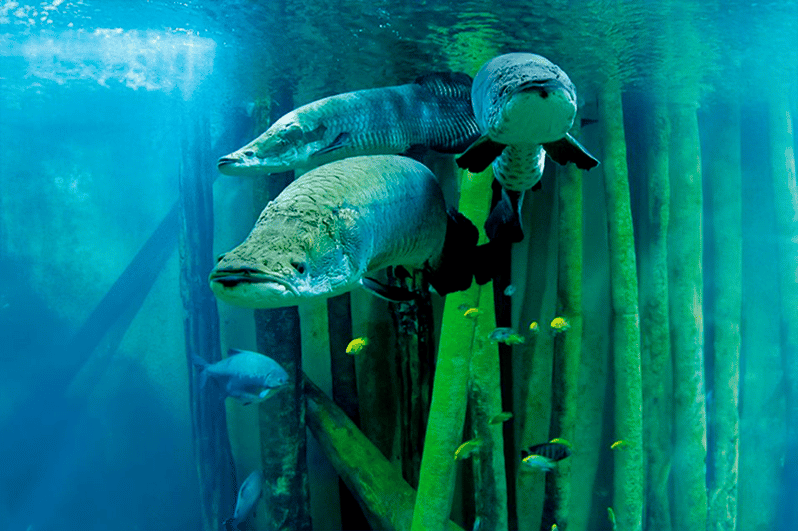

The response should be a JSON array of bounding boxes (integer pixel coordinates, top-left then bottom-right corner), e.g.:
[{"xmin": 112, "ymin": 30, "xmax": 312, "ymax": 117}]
[
  {"xmin": 244, "ymin": 150, "xmax": 254, "ymax": 157},
  {"xmin": 290, "ymin": 261, "xmax": 307, "ymax": 274},
  {"xmin": 215, "ymin": 252, "xmax": 226, "ymax": 263}
]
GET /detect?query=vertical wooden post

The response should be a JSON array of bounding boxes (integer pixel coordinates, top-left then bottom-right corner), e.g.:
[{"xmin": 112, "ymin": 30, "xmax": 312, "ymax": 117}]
[
  {"xmin": 599, "ymin": 79, "xmax": 644, "ymax": 531},
  {"xmin": 179, "ymin": 106, "xmax": 236, "ymax": 531},
  {"xmin": 252, "ymin": 82, "xmax": 312, "ymax": 531}
]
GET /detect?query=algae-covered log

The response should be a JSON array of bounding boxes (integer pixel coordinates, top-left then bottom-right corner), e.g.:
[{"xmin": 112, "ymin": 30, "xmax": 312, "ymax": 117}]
[
  {"xmin": 304, "ymin": 376, "xmax": 464, "ymax": 531},
  {"xmin": 179, "ymin": 110, "xmax": 236, "ymax": 531},
  {"xmin": 598, "ymin": 79, "xmax": 643, "ymax": 531},
  {"xmin": 410, "ymin": 167, "xmax": 494, "ymax": 531},
  {"xmin": 667, "ymin": 100, "xmax": 707, "ymax": 531},
  {"xmin": 637, "ymin": 95, "xmax": 673, "ymax": 531},
  {"xmin": 468, "ymin": 277, "xmax": 508, "ymax": 531},
  {"xmin": 770, "ymin": 86, "xmax": 798, "ymax": 527},
  {"xmin": 704, "ymin": 99, "xmax": 741, "ymax": 531},
  {"xmin": 547, "ymin": 154, "xmax": 584, "ymax": 530}
]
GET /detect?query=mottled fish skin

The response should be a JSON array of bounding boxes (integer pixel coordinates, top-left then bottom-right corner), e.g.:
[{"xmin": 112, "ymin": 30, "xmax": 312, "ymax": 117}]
[
  {"xmin": 224, "ymin": 470, "xmax": 264, "ymax": 531},
  {"xmin": 210, "ymin": 156, "xmax": 453, "ymax": 308},
  {"xmin": 218, "ymin": 73, "xmax": 480, "ymax": 175}
]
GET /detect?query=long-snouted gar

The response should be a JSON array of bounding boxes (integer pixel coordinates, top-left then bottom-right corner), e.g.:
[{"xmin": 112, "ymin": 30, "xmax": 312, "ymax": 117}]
[
  {"xmin": 217, "ymin": 73, "xmax": 480, "ymax": 176},
  {"xmin": 456, "ymin": 53, "xmax": 600, "ymax": 243},
  {"xmin": 209, "ymin": 155, "xmax": 478, "ymax": 308}
]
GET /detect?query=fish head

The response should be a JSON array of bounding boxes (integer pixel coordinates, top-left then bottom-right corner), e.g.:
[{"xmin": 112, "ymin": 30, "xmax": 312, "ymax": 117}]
[
  {"xmin": 209, "ymin": 207, "xmax": 361, "ymax": 308},
  {"xmin": 217, "ymin": 112, "xmax": 328, "ymax": 175}
]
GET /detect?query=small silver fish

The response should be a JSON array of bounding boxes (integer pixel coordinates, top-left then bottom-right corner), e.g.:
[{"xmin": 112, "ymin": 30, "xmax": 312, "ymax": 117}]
[
  {"xmin": 192, "ymin": 349, "xmax": 289, "ymax": 405},
  {"xmin": 224, "ymin": 470, "xmax": 264, "ymax": 531}
]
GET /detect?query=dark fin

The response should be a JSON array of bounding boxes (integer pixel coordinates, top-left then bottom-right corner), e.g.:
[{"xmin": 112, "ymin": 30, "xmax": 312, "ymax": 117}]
[
  {"xmin": 531, "ymin": 180, "xmax": 543, "ymax": 192},
  {"xmin": 414, "ymin": 72, "xmax": 473, "ymax": 99},
  {"xmin": 311, "ymin": 132, "xmax": 351, "ymax": 157},
  {"xmin": 520, "ymin": 450, "xmax": 530, "ymax": 459},
  {"xmin": 223, "ymin": 518, "xmax": 234, "ymax": 531},
  {"xmin": 241, "ymin": 401, "xmax": 252, "ymax": 406},
  {"xmin": 426, "ymin": 209, "xmax": 479, "ymax": 295},
  {"xmin": 237, "ymin": 522, "xmax": 246, "ymax": 531},
  {"xmin": 360, "ymin": 277, "xmax": 415, "ymax": 302},
  {"xmin": 473, "ymin": 238, "xmax": 514, "ymax": 285},
  {"xmin": 580, "ymin": 117, "xmax": 599, "ymax": 127},
  {"xmin": 401, "ymin": 143, "xmax": 428, "ymax": 162},
  {"xmin": 456, "ymin": 135, "xmax": 507, "ymax": 172},
  {"xmin": 541, "ymin": 133, "xmax": 600, "ymax": 170},
  {"xmin": 484, "ymin": 189, "xmax": 525, "ymax": 243}
]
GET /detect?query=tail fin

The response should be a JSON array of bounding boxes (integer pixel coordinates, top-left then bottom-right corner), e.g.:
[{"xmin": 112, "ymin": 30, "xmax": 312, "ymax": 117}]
[{"xmin": 190, "ymin": 354, "xmax": 209, "ymax": 389}]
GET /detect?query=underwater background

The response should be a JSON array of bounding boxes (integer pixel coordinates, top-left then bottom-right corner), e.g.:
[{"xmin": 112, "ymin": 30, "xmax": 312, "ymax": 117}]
[{"xmin": 1, "ymin": 1, "xmax": 797, "ymax": 531}]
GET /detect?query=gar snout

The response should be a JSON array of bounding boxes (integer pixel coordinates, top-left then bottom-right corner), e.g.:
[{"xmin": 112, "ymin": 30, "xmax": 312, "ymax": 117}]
[{"xmin": 209, "ymin": 265, "xmax": 267, "ymax": 287}]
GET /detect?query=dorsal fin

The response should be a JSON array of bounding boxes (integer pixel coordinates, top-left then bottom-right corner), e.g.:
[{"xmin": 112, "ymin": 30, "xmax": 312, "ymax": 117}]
[{"xmin": 414, "ymin": 72, "xmax": 473, "ymax": 99}]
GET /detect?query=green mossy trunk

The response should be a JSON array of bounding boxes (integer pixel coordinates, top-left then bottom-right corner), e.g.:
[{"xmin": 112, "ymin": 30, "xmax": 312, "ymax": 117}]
[
  {"xmin": 705, "ymin": 99, "xmax": 741, "ymax": 531},
  {"xmin": 304, "ymin": 376, "xmax": 465, "ymax": 531},
  {"xmin": 547, "ymin": 160, "xmax": 584, "ymax": 530},
  {"xmin": 468, "ymin": 281, "xmax": 508, "ymax": 531},
  {"xmin": 514, "ymin": 178, "xmax": 559, "ymax": 531},
  {"xmin": 599, "ymin": 80, "xmax": 644, "ymax": 531},
  {"xmin": 638, "ymin": 95, "xmax": 673, "ymax": 531},
  {"xmin": 410, "ymin": 167, "xmax": 494, "ymax": 531},
  {"xmin": 667, "ymin": 100, "xmax": 707, "ymax": 531}
]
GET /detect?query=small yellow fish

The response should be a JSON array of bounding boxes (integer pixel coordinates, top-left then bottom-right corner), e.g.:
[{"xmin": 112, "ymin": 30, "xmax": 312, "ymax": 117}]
[
  {"xmin": 550, "ymin": 316, "xmax": 570, "ymax": 332},
  {"xmin": 489, "ymin": 412, "xmax": 513, "ymax": 424},
  {"xmin": 463, "ymin": 307, "xmax": 481, "ymax": 319},
  {"xmin": 549, "ymin": 437, "xmax": 573, "ymax": 448},
  {"xmin": 528, "ymin": 321, "xmax": 539, "ymax": 333},
  {"xmin": 551, "ymin": 525, "xmax": 559, "ymax": 531},
  {"xmin": 345, "ymin": 337, "xmax": 369, "ymax": 355},
  {"xmin": 454, "ymin": 439, "xmax": 482, "ymax": 460},
  {"xmin": 520, "ymin": 453, "xmax": 555, "ymax": 472},
  {"xmin": 610, "ymin": 440, "xmax": 629, "ymax": 450},
  {"xmin": 607, "ymin": 506, "xmax": 617, "ymax": 529}
]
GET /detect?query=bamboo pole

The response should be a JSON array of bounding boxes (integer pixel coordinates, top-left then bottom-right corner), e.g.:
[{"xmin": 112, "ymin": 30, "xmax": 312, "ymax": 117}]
[
  {"xmin": 705, "ymin": 98, "xmax": 742, "ymax": 531},
  {"xmin": 638, "ymin": 95, "xmax": 673, "ymax": 531},
  {"xmin": 304, "ymin": 376, "xmax": 465, "ymax": 531},
  {"xmin": 598, "ymin": 79, "xmax": 643, "ymax": 531},
  {"xmin": 410, "ymin": 167, "xmax": 494, "ymax": 531},
  {"xmin": 468, "ymin": 280, "xmax": 508, "ymax": 531},
  {"xmin": 667, "ymin": 99, "xmax": 707, "ymax": 531},
  {"xmin": 547, "ymin": 157, "xmax": 584, "ymax": 530}
]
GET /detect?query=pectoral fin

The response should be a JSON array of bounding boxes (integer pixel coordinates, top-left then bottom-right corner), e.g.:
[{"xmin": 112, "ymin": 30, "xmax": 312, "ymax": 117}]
[
  {"xmin": 541, "ymin": 133, "xmax": 599, "ymax": 170},
  {"xmin": 312, "ymin": 132, "xmax": 351, "ymax": 158},
  {"xmin": 456, "ymin": 135, "xmax": 507, "ymax": 173},
  {"xmin": 426, "ymin": 208, "xmax": 480, "ymax": 295},
  {"xmin": 359, "ymin": 277, "xmax": 415, "ymax": 302},
  {"xmin": 484, "ymin": 189, "xmax": 525, "ymax": 243}
]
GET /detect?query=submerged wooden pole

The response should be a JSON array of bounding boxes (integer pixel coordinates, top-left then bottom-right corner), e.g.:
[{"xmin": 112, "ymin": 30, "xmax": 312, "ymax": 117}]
[
  {"xmin": 305, "ymin": 376, "xmax": 464, "ymax": 531},
  {"xmin": 548, "ymin": 155, "xmax": 584, "ymax": 530},
  {"xmin": 705, "ymin": 98, "xmax": 742, "ymax": 531},
  {"xmin": 638, "ymin": 94, "xmax": 673, "ymax": 531},
  {"xmin": 668, "ymin": 99, "xmax": 707, "ymax": 531},
  {"xmin": 598, "ymin": 80, "xmax": 643, "ymax": 531},
  {"xmin": 410, "ymin": 167, "xmax": 494, "ymax": 531},
  {"xmin": 179, "ymin": 108, "xmax": 236, "ymax": 531},
  {"xmin": 468, "ymin": 277, "xmax": 508, "ymax": 531},
  {"xmin": 253, "ymin": 83, "xmax": 312, "ymax": 531}
]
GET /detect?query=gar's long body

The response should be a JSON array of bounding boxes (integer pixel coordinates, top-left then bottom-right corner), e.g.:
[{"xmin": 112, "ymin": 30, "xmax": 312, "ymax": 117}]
[
  {"xmin": 218, "ymin": 73, "xmax": 480, "ymax": 175},
  {"xmin": 210, "ymin": 155, "xmax": 473, "ymax": 308}
]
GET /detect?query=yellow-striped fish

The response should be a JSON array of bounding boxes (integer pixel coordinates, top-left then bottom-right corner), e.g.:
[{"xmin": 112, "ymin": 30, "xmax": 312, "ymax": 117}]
[
  {"xmin": 454, "ymin": 439, "xmax": 482, "ymax": 460},
  {"xmin": 550, "ymin": 316, "xmax": 570, "ymax": 332},
  {"xmin": 346, "ymin": 337, "xmax": 369, "ymax": 355}
]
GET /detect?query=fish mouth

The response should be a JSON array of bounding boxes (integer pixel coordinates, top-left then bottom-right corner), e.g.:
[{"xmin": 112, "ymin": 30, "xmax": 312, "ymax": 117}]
[
  {"xmin": 514, "ymin": 79, "xmax": 570, "ymax": 98},
  {"xmin": 209, "ymin": 267, "xmax": 300, "ymax": 296}
]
